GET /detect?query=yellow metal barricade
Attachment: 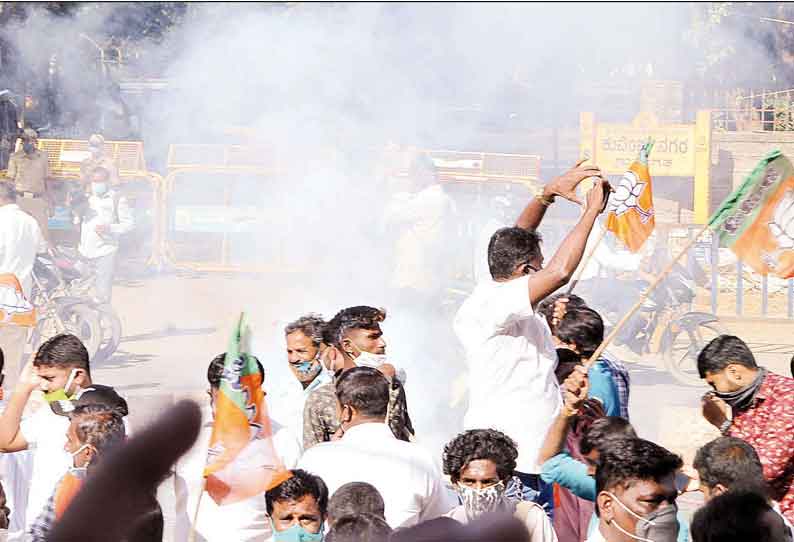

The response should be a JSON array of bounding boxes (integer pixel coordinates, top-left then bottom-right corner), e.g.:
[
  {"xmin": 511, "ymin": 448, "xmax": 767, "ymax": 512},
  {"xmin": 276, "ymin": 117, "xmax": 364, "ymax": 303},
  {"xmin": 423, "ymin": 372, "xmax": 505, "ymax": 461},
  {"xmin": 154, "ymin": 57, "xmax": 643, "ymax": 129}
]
[{"xmin": 162, "ymin": 144, "xmax": 300, "ymax": 273}]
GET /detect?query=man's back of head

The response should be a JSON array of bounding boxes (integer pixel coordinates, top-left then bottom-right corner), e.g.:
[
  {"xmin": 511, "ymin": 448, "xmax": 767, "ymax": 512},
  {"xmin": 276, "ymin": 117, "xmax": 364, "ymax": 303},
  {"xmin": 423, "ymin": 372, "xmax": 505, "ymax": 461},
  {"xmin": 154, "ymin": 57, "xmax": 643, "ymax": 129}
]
[
  {"xmin": 693, "ymin": 436, "xmax": 768, "ymax": 501},
  {"xmin": 326, "ymin": 513, "xmax": 391, "ymax": 542},
  {"xmin": 335, "ymin": 367, "xmax": 390, "ymax": 423},
  {"xmin": 691, "ymin": 491, "xmax": 790, "ymax": 542},
  {"xmin": 697, "ymin": 335, "xmax": 758, "ymax": 379},
  {"xmin": 486, "ymin": 227, "xmax": 542, "ymax": 281},
  {"xmin": 328, "ymin": 482, "xmax": 385, "ymax": 527}
]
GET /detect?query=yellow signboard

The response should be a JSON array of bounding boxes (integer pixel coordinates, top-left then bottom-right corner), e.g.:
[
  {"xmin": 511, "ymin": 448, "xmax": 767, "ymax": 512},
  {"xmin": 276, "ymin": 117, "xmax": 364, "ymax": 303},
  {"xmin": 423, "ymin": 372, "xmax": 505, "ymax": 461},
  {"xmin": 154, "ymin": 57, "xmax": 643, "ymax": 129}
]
[
  {"xmin": 581, "ymin": 112, "xmax": 695, "ymax": 177},
  {"xmin": 580, "ymin": 111, "xmax": 713, "ymax": 224}
]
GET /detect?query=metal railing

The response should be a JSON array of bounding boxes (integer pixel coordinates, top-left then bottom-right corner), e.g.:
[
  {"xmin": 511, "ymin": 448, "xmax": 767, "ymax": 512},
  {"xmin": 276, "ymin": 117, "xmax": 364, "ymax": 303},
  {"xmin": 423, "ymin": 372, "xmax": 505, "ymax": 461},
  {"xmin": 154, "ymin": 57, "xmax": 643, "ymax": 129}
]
[{"xmin": 713, "ymin": 88, "xmax": 794, "ymax": 132}]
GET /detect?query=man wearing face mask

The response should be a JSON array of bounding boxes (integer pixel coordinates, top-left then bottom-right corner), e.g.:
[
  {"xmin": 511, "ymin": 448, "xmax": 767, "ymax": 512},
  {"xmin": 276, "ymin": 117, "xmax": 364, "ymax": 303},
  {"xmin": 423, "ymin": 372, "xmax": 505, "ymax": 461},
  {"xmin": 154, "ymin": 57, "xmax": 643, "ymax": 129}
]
[
  {"xmin": 265, "ymin": 469, "xmax": 328, "ymax": 542},
  {"xmin": 5, "ymin": 128, "xmax": 51, "ymax": 241},
  {"xmin": 302, "ymin": 306, "xmax": 412, "ymax": 451},
  {"xmin": 442, "ymin": 428, "xmax": 557, "ymax": 541},
  {"xmin": 79, "ymin": 134, "xmax": 119, "ymax": 191},
  {"xmin": 171, "ymin": 352, "xmax": 301, "ymax": 542},
  {"xmin": 0, "ymin": 334, "xmax": 97, "ymax": 535},
  {"xmin": 29, "ymin": 395, "xmax": 143, "ymax": 541},
  {"xmin": 698, "ymin": 334, "xmax": 794, "ymax": 525},
  {"xmin": 590, "ymin": 438, "xmax": 682, "ymax": 542},
  {"xmin": 274, "ymin": 315, "xmax": 333, "ymax": 449},
  {"xmin": 78, "ymin": 166, "xmax": 134, "ymax": 304},
  {"xmin": 299, "ymin": 367, "xmax": 455, "ymax": 528}
]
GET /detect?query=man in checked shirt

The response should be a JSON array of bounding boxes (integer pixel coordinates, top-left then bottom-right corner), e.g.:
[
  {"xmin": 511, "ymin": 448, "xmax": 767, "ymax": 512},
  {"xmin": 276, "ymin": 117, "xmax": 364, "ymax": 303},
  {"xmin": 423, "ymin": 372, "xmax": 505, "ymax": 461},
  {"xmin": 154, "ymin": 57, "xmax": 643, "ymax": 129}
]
[{"xmin": 699, "ymin": 335, "xmax": 794, "ymax": 524}]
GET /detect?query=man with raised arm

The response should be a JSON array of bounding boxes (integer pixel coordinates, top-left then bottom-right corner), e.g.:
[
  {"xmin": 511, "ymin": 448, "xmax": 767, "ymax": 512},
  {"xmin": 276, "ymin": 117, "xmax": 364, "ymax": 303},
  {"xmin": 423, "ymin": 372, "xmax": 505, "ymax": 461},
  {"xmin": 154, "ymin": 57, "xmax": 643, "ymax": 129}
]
[{"xmin": 453, "ymin": 162, "xmax": 610, "ymax": 512}]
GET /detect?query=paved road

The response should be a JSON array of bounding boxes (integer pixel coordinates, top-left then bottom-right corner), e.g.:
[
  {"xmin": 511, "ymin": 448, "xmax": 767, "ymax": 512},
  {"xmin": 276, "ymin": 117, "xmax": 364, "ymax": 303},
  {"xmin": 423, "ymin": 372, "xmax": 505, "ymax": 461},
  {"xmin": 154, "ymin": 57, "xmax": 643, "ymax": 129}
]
[{"xmin": 89, "ymin": 273, "xmax": 794, "ymax": 538}]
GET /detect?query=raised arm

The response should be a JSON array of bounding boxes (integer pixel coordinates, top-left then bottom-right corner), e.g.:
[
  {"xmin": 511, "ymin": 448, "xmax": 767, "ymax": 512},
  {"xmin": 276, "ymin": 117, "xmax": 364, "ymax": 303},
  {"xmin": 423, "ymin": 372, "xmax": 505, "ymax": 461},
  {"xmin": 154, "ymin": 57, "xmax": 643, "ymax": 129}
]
[
  {"xmin": 0, "ymin": 361, "xmax": 39, "ymax": 452},
  {"xmin": 538, "ymin": 365, "xmax": 589, "ymax": 465},
  {"xmin": 526, "ymin": 179, "xmax": 610, "ymax": 306},
  {"xmin": 515, "ymin": 160, "xmax": 602, "ymax": 231}
]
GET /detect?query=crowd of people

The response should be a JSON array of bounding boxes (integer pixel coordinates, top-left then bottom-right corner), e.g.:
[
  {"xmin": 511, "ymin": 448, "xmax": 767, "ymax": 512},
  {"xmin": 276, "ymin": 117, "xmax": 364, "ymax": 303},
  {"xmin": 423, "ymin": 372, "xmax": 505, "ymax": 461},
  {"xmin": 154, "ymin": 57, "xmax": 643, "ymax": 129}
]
[{"xmin": 1, "ymin": 151, "xmax": 794, "ymax": 542}]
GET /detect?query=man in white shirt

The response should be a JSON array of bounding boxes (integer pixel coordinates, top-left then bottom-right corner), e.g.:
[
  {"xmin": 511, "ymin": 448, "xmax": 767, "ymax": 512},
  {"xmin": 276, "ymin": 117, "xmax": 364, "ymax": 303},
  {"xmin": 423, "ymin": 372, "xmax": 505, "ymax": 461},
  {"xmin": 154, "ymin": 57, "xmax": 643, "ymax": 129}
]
[
  {"xmin": 0, "ymin": 182, "xmax": 47, "ymax": 389},
  {"xmin": 270, "ymin": 314, "xmax": 332, "ymax": 450},
  {"xmin": 172, "ymin": 353, "xmax": 301, "ymax": 542},
  {"xmin": 453, "ymin": 162, "xmax": 609, "ymax": 510},
  {"xmin": 0, "ymin": 334, "xmax": 97, "ymax": 536},
  {"xmin": 298, "ymin": 367, "xmax": 455, "ymax": 529},
  {"xmin": 77, "ymin": 167, "xmax": 133, "ymax": 304}
]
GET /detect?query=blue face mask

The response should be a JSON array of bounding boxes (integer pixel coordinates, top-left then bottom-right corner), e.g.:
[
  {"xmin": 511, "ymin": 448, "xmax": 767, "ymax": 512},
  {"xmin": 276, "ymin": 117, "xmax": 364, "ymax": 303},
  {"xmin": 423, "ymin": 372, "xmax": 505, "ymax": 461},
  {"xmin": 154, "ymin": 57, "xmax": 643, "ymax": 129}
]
[{"xmin": 272, "ymin": 523, "xmax": 324, "ymax": 542}]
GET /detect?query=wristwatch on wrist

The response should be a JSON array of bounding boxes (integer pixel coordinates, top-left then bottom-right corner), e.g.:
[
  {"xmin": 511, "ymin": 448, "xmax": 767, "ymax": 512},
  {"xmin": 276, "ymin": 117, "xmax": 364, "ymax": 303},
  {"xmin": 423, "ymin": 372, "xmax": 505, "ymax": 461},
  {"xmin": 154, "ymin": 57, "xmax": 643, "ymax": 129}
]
[
  {"xmin": 535, "ymin": 188, "xmax": 555, "ymax": 207},
  {"xmin": 719, "ymin": 419, "xmax": 732, "ymax": 435}
]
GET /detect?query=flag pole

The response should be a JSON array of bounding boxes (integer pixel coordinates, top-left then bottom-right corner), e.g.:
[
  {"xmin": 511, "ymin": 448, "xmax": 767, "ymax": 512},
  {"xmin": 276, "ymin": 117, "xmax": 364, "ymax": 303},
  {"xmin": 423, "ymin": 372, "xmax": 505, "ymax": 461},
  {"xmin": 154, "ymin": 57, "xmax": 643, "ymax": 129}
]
[
  {"xmin": 567, "ymin": 225, "xmax": 608, "ymax": 294},
  {"xmin": 583, "ymin": 223, "xmax": 712, "ymax": 369},
  {"xmin": 188, "ymin": 478, "xmax": 207, "ymax": 542}
]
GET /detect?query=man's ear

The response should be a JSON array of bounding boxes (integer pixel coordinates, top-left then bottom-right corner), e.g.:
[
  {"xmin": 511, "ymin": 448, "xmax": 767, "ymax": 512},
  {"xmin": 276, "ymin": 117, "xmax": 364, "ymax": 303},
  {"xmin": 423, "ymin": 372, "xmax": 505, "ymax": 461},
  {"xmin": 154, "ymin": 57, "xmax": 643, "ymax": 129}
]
[
  {"xmin": 596, "ymin": 491, "xmax": 615, "ymax": 523},
  {"xmin": 340, "ymin": 337, "xmax": 355, "ymax": 357},
  {"xmin": 712, "ymin": 483, "xmax": 728, "ymax": 497},
  {"xmin": 726, "ymin": 363, "xmax": 743, "ymax": 382}
]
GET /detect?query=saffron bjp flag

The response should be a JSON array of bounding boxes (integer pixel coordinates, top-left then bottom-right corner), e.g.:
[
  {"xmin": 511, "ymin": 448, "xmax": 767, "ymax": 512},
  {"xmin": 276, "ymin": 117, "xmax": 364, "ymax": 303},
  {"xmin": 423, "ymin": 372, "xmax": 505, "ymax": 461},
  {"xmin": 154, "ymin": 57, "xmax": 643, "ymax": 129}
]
[
  {"xmin": 606, "ymin": 141, "xmax": 656, "ymax": 252},
  {"xmin": 710, "ymin": 150, "xmax": 794, "ymax": 278},
  {"xmin": 0, "ymin": 274, "xmax": 35, "ymax": 327},
  {"xmin": 204, "ymin": 313, "xmax": 291, "ymax": 505}
]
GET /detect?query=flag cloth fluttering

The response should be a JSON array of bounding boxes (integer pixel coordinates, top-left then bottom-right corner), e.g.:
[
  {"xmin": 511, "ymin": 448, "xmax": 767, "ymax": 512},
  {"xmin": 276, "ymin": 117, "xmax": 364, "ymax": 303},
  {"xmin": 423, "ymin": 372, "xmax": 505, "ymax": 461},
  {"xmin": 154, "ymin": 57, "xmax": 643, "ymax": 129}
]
[
  {"xmin": 204, "ymin": 313, "xmax": 291, "ymax": 505},
  {"xmin": 0, "ymin": 274, "xmax": 35, "ymax": 327},
  {"xmin": 606, "ymin": 140, "xmax": 656, "ymax": 253},
  {"xmin": 710, "ymin": 149, "xmax": 794, "ymax": 279}
]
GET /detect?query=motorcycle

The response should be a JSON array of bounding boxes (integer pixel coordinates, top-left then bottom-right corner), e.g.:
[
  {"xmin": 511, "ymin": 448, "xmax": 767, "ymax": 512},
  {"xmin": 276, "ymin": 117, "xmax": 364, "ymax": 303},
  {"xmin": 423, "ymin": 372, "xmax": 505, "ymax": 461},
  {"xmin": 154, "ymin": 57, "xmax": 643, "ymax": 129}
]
[
  {"xmin": 591, "ymin": 264, "xmax": 725, "ymax": 387},
  {"xmin": 29, "ymin": 247, "xmax": 122, "ymax": 363}
]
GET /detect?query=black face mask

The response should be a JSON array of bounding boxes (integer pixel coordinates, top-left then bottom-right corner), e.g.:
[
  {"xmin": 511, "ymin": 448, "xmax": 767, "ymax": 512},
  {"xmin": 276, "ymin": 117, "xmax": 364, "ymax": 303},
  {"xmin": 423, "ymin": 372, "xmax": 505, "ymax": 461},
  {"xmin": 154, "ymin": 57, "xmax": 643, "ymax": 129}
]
[{"xmin": 715, "ymin": 367, "xmax": 767, "ymax": 411}]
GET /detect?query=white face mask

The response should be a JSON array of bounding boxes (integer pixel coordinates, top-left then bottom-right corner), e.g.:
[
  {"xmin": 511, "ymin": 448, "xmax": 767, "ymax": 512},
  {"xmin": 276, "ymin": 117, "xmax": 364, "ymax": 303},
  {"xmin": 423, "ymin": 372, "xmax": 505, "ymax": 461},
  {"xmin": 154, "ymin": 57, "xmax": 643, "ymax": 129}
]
[
  {"xmin": 354, "ymin": 351, "xmax": 387, "ymax": 369},
  {"xmin": 605, "ymin": 492, "xmax": 679, "ymax": 542},
  {"xmin": 457, "ymin": 481, "xmax": 506, "ymax": 520},
  {"xmin": 92, "ymin": 182, "xmax": 108, "ymax": 197}
]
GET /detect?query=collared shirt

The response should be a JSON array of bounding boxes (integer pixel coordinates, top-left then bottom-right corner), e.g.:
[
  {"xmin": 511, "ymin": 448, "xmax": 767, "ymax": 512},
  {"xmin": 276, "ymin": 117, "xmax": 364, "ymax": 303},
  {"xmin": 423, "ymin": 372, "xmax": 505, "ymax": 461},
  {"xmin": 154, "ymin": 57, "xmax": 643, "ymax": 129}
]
[
  {"xmin": 171, "ymin": 406, "xmax": 301, "ymax": 542},
  {"xmin": 78, "ymin": 190, "xmax": 134, "ymax": 259},
  {"xmin": 302, "ymin": 375, "xmax": 414, "ymax": 450},
  {"xmin": 6, "ymin": 149, "xmax": 48, "ymax": 194},
  {"xmin": 454, "ymin": 273, "xmax": 561, "ymax": 474},
  {"xmin": 728, "ymin": 371, "xmax": 794, "ymax": 523},
  {"xmin": 0, "ymin": 203, "xmax": 46, "ymax": 297},
  {"xmin": 269, "ymin": 370, "xmax": 332, "ymax": 453},
  {"xmin": 298, "ymin": 422, "xmax": 455, "ymax": 528},
  {"xmin": 598, "ymin": 351, "xmax": 631, "ymax": 420}
]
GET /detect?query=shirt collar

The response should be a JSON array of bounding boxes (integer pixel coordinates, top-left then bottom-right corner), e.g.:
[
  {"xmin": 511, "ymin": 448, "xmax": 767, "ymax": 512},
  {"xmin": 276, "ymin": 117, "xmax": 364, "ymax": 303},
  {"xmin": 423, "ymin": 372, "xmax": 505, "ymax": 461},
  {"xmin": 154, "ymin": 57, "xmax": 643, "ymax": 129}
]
[{"xmin": 340, "ymin": 422, "xmax": 392, "ymax": 441}]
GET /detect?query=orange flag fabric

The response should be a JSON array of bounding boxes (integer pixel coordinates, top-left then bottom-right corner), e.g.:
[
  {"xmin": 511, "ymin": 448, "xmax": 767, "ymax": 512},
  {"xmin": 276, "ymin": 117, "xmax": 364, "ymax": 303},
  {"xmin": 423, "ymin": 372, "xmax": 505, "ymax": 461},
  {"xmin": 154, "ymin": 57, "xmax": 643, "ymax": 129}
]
[
  {"xmin": 0, "ymin": 274, "xmax": 35, "ymax": 327},
  {"xmin": 203, "ymin": 313, "xmax": 291, "ymax": 505},
  {"xmin": 606, "ymin": 143, "xmax": 655, "ymax": 253},
  {"xmin": 711, "ymin": 150, "xmax": 794, "ymax": 278}
]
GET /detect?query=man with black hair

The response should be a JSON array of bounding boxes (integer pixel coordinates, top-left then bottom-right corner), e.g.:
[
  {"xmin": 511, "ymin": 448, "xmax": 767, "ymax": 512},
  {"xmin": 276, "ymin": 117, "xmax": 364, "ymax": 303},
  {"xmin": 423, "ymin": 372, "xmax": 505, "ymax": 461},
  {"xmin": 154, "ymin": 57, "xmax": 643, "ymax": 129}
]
[
  {"xmin": 691, "ymin": 491, "xmax": 792, "ymax": 542},
  {"xmin": 694, "ymin": 436, "xmax": 794, "ymax": 536},
  {"xmin": 299, "ymin": 367, "xmax": 453, "ymax": 528},
  {"xmin": 442, "ymin": 428, "xmax": 556, "ymax": 541},
  {"xmin": 327, "ymin": 483, "xmax": 385, "ymax": 527},
  {"xmin": 538, "ymin": 294, "xmax": 630, "ymax": 419},
  {"xmin": 454, "ymin": 161, "xmax": 610, "ymax": 508},
  {"xmin": 0, "ymin": 333, "xmax": 102, "ymax": 533},
  {"xmin": 265, "ymin": 469, "xmax": 328, "ymax": 542},
  {"xmin": 171, "ymin": 352, "xmax": 301, "ymax": 542},
  {"xmin": 326, "ymin": 513, "xmax": 392, "ymax": 542},
  {"xmin": 28, "ymin": 404, "xmax": 154, "ymax": 542},
  {"xmin": 591, "ymin": 438, "xmax": 682, "ymax": 542},
  {"xmin": 302, "ymin": 306, "xmax": 413, "ymax": 450},
  {"xmin": 698, "ymin": 334, "xmax": 794, "ymax": 523}
]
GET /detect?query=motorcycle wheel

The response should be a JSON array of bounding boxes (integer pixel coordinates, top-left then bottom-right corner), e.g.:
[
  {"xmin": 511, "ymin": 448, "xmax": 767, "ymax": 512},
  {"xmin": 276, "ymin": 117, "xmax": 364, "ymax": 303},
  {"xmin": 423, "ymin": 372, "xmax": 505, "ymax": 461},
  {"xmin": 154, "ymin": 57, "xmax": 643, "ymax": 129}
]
[
  {"xmin": 32, "ymin": 304, "xmax": 103, "ymax": 361},
  {"xmin": 94, "ymin": 306, "xmax": 122, "ymax": 363},
  {"xmin": 663, "ymin": 320, "xmax": 728, "ymax": 386}
]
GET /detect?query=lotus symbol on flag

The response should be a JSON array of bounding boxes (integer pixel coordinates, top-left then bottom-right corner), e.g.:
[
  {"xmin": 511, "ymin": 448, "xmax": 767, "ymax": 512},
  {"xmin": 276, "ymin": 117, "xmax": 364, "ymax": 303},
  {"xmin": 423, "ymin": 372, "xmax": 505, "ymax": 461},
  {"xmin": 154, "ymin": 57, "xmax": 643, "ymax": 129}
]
[
  {"xmin": 610, "ymin": 171, "xmax": 653, "ymax": 224},
  {"xmin": 0, "ymin": 284, "xmax": 33, "ymax": 323},
  {"xmin": 764, "ymin": 189, "xmax": 794, "ymax": 270}
]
